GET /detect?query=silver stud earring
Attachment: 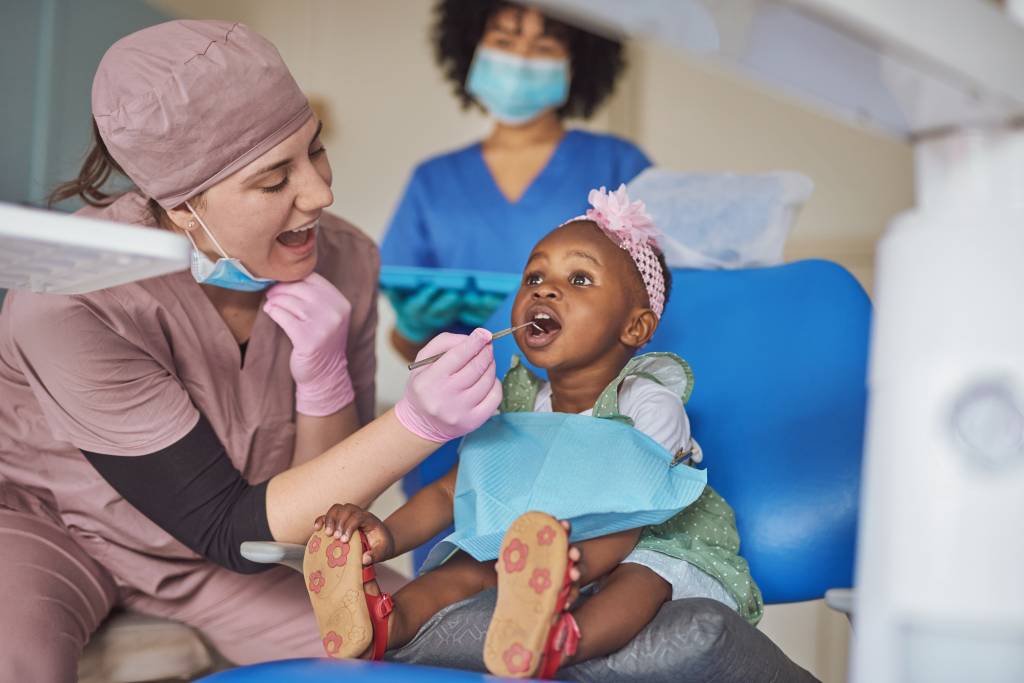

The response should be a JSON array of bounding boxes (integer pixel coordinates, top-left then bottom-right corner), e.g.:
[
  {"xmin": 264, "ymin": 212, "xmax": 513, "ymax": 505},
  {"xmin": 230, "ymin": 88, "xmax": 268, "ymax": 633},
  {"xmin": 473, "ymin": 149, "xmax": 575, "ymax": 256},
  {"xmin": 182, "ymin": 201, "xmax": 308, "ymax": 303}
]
[{"xmin": 188, "ymin": 220, "xmax": 196, "ymax": 229}]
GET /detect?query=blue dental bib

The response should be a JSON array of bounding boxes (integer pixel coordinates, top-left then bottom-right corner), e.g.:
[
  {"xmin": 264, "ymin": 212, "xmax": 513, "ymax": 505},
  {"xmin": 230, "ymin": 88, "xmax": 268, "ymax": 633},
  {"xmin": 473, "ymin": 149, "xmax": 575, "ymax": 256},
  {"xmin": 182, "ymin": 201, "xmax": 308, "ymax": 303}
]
[{"xmin": 421, "ymin": 412, "xmax": 707, "ymax": 573}]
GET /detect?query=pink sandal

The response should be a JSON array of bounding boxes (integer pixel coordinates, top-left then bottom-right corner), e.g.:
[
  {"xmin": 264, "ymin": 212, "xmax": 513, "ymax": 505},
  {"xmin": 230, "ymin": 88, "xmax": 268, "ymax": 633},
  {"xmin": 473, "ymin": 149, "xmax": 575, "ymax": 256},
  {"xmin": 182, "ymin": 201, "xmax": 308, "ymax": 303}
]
[
  {"xmin": 304, "ymin": 529, "xmax": 393, "ymax": 660},
  {"xmin": 484, "ymin": 511, "xmax": 580, "ymax": 679}
]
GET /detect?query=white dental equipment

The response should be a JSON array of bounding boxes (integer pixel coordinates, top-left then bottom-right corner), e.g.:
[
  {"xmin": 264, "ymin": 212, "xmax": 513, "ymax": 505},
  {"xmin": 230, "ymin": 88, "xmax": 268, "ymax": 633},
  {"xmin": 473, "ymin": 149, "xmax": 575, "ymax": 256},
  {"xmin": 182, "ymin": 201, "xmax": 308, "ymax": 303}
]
[
  {"xmin": 531, "ymin": 1, "xmax": 1024, "ymax": 681},
  {"xmin": 0, "ymin": 202, "xmax": 191, "ymax": 294}
]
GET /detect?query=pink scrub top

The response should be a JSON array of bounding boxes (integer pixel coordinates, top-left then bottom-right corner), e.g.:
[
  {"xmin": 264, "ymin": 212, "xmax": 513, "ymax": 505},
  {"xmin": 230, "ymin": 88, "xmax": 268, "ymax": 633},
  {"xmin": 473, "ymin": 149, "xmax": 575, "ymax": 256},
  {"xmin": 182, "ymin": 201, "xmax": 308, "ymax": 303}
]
[{"xmin": 0, "ymin": 191, "xmax": 379, "ymax": 600}]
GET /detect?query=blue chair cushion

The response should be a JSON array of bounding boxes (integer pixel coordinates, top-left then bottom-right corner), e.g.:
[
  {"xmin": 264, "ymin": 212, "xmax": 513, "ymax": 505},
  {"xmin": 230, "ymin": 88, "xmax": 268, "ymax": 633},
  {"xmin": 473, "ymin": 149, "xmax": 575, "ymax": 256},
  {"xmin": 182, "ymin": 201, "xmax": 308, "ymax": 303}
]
[
  {"xmin": 200, "ymin": 658, "xmax": 498, "ymax": 682},
  {"xmin": 485, "ymin": 260, "xmax": 870, "ymax": 603}
]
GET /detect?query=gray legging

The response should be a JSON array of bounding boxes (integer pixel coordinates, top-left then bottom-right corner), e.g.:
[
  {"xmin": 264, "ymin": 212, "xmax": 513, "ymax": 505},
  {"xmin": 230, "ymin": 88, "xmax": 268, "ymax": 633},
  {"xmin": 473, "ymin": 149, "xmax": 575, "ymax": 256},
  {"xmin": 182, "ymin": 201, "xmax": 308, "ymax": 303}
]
[{"xmin": 388, "ymin": 588, "xmax": 820, "ymax": 682}]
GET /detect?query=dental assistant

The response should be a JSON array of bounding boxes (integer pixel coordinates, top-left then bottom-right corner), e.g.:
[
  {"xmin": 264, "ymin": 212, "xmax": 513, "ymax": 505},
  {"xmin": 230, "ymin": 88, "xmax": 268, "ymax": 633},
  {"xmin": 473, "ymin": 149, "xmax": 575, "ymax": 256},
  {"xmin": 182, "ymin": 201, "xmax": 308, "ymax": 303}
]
[
  {"xmin": 0, "ymin": 20, "xmax": 500, "ymax": 681},
  {"xmin": 382, "ymin": 0, "xmax": 651, "ymax": 361}
]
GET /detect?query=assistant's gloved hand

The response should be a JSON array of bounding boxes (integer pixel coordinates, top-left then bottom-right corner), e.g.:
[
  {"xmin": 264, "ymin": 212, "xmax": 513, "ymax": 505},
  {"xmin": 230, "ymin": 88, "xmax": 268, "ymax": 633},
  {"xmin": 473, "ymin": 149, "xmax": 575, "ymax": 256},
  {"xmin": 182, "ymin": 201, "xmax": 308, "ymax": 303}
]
[
  {"xmin": 386, "ymin": 285, "xmax": 462, "ymax": 343},
  {"xmin": 394, "ymin": 328, "xmax": 502, "ymax": 442},
  {"xmin": 263, "ymin": 272, "xmax": 354, "ymax": 417},
  {"xmin": 458, "ymin": 290, "xmax": 509, "ymax": 328}
]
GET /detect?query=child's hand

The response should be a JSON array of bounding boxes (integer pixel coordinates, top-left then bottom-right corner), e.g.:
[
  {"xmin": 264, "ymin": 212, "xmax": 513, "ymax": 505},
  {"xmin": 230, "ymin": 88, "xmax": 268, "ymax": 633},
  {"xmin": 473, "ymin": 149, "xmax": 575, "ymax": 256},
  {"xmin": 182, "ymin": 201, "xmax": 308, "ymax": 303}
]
[{"xmin": 313, "ymin": 504, "xmax": 396, "ymax": 565}]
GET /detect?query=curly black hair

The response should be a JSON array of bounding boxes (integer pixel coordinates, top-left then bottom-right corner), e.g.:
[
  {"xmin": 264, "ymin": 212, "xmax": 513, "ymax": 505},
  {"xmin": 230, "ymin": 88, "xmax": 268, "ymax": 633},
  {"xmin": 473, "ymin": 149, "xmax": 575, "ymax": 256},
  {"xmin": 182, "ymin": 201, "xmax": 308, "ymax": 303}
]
[{"xmin": 433, "ymin": 0, "xmax": 626, "ymax": 120}]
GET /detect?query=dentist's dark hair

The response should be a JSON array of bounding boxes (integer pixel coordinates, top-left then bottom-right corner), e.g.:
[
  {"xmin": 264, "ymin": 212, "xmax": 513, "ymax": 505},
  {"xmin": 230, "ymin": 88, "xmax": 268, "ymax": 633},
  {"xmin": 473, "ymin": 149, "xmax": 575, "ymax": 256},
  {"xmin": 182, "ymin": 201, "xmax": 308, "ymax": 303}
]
[
  {"xmin": 48, "ymin": 121, "xmax": 123, "ymax": 209},
  {"xmin": 48, "ymin": 120, "xmax": 201, "ymax": 224},
  {"xmin": 434, "ymin": 0, "xmax": 626, "ymax": 120}
]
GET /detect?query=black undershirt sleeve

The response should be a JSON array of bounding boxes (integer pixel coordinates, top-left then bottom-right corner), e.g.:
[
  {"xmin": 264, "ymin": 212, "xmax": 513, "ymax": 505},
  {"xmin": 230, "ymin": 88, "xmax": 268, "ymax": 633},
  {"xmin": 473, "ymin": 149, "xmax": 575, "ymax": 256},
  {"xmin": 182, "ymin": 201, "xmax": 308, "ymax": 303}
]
[{"xmin": 82, "ymin": 413, "xmax": 274, "ymax": 574}]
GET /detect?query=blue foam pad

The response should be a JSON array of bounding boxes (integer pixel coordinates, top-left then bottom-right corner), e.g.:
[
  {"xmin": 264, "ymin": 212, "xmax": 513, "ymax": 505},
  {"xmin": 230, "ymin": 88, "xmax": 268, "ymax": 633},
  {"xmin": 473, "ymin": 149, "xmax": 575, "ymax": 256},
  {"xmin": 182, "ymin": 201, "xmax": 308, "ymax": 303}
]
[
  {"xmin": 485, "ymin": 260, "xmax": 870, "ymax": 603},
  {"xmin": 199, "ymin": 658, "xmax": 497, "ymax": 682}
]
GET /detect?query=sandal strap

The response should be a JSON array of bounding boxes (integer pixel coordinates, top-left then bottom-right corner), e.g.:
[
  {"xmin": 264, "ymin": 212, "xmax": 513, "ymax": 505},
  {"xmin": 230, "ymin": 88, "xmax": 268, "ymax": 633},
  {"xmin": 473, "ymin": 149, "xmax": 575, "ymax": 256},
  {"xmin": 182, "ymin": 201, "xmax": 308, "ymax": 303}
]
[
  {"xmin": 364, "ymin": 591, "xmax": 393, "ymax": 661},
  {"xmin": 539, "ymin": 612, "xmax": 581, "ymax": 679},
  {"xmin": 357, "ymin": 531, "xmax": 392, "ymax": 662},
  {"xmin": 537, "ymin": 556, "xmax": 580, "ymax": 679}
]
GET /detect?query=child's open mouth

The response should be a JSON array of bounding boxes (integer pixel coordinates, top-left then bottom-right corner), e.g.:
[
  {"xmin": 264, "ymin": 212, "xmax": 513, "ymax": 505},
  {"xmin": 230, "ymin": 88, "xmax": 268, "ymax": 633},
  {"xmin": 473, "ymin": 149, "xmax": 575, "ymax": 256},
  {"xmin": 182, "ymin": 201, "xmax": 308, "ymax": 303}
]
[{"xmin": 523, "ymin": 306, "xmax": 562, "ymax": 348}]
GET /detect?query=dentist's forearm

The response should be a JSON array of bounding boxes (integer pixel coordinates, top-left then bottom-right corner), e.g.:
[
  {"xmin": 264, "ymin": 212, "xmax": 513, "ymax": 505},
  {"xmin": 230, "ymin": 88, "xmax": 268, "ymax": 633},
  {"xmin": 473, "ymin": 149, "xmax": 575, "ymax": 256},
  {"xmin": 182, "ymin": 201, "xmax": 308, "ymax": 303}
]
[{"xmin": 266, "ymin": 409, "xmax": 438, "ymax": 543}]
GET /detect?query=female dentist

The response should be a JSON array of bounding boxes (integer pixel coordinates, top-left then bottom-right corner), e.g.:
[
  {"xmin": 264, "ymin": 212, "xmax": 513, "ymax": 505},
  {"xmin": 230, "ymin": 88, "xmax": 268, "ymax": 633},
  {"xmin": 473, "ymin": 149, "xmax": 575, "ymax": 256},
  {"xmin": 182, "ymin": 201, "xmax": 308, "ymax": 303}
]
[
  {"xmin": 0, "ymin": 20, "xmax": 499, "ymax": 681},
  {"xmin": 382, "ymin": 0, "xmax": 652, "ymax": 361}
]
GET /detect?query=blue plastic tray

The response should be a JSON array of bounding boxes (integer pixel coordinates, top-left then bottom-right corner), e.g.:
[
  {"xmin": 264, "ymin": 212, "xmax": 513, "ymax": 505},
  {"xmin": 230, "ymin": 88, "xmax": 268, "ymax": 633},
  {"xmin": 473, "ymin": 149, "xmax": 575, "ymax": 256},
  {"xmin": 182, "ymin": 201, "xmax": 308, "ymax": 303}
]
[{"xmin": 380, "ymin": 265, "xmax": 520, "ymax": 295}]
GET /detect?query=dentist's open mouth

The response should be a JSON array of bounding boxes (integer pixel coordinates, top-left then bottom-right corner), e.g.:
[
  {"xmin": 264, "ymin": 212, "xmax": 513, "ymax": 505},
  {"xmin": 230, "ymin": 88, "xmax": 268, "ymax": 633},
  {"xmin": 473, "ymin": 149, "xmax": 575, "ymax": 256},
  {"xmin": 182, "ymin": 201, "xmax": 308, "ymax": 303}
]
[
  {"xmin": 523, "ymin": 307, "xmax": 562, "ymax": 348},
  {"xmin": 276, "ymin": 221, "xmax": 317, "ymax": 248}
]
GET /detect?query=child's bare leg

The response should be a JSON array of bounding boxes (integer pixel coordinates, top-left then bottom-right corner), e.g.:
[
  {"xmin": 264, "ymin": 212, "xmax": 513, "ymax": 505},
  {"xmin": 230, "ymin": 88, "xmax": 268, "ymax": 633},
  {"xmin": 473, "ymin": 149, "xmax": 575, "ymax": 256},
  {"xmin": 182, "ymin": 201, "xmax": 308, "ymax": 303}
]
[
  {"xmin": 386, "ymin": 552, "xmax": 497, "ymax": 649},
  {"xmin": 565, "ymin": 563, "xmax": 671, "ymax": 664}
]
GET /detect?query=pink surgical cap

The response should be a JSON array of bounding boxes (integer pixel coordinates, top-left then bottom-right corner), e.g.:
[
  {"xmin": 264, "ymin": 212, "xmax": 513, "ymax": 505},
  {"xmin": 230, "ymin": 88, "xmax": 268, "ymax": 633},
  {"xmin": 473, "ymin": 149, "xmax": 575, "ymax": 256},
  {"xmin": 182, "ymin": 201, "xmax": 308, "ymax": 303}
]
[{"xmin": 92, "ymin": 20, "xmax": 312, "ymax": 209}]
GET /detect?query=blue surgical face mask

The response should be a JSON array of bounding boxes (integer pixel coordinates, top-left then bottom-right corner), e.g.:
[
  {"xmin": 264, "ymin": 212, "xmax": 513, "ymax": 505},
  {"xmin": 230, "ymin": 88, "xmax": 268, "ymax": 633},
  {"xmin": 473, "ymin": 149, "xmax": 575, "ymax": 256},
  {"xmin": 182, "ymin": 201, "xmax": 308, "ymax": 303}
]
[
  {"xmin": 466, "ymin": 47, "xmax": 570, "ymax": 125},
  {"xmin": 184, "ymin": 202, "xmax": 276, "ymax": 292}
]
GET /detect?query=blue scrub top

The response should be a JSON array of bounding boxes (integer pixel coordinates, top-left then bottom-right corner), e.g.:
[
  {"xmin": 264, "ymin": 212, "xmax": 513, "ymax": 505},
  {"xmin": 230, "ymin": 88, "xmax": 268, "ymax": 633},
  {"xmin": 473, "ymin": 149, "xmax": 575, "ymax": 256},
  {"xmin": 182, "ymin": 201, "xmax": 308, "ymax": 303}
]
[{"xmin": 380, "ymin": 129, "xmax": 651, "ymax": 274}]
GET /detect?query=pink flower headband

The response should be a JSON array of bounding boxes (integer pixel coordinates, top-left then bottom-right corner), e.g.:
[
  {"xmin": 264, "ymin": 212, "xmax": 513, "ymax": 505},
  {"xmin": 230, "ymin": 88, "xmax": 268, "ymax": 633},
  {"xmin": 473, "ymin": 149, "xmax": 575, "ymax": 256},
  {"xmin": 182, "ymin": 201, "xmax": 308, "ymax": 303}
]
[{"xmin": 562, "ymin": 184, "xmax": 666, "ymax": 318}]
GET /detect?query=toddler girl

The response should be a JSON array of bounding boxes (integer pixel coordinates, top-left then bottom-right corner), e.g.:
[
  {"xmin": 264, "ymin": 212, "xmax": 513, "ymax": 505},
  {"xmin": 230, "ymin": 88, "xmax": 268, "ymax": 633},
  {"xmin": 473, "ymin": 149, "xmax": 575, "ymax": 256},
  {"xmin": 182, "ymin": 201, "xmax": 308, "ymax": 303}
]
[{"xmin": 303, "ymin": 186, "xmax": 762, "ymax": 678}]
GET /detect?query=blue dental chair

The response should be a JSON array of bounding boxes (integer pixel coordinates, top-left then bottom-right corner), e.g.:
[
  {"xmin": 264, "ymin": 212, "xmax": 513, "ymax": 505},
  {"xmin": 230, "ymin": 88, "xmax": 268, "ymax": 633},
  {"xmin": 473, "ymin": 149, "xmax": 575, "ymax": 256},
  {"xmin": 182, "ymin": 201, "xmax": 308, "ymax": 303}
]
[{"xmin": 212, "ymin": 259, "xmax": 869, "ymax": 682}]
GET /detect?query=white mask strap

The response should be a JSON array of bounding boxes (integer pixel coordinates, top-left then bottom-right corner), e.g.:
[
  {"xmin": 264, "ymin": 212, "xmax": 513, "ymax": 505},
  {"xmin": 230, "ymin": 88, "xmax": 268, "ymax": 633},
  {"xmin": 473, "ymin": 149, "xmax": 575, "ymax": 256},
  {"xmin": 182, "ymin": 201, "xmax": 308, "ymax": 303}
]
[{"xmin": 184, "ymin": 201, "xmax": 230, "ymax": 260}]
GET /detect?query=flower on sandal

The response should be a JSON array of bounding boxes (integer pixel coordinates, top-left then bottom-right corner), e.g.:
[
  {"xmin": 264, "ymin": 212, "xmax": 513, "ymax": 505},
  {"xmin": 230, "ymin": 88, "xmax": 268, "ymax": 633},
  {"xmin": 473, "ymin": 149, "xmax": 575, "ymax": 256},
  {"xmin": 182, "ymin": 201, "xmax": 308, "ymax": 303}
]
[
  {"xmin": 326, "ymin": 538, "xmax": 350, "ymax": 568},
  {"xmin": 529, "ymin": 568, "xmax": 552, "ymax": 594},
  {"xmin": 503, "ymin": 642, "xmax": 533, "ymax": 674},
  {"xmin": 322, "ymin": 631, "xmax": 343, "ymax": 656},
  {"xmin": 308, "ymin": 535, "xmax": 321, "ymax": 554},
  {"xmin": 537, "ymin": 525, "xmax": 556, "ymax": 546},
  {"xmin": 308, "ymin": 570, "xmax": 325, "ymax": 594},
  {"xmin": 502, "ymin": 538, "xmax": 528, "ymax": 574}
]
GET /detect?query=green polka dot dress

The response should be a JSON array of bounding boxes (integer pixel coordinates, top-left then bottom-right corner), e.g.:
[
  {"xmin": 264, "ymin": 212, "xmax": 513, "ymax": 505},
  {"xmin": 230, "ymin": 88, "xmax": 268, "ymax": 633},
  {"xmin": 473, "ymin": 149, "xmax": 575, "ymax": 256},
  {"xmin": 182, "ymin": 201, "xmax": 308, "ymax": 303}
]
[{"xmin": 501, "ymin": 353, "xmax": 764, "ymax": 625}]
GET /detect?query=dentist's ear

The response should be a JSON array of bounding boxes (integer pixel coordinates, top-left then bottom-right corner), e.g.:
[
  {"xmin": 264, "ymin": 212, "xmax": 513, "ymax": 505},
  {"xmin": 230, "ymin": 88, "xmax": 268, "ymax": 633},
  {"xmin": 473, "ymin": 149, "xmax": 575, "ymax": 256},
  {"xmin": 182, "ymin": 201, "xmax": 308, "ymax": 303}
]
[
  {"xmin": 620, "ymin": 308, "xmax": 658, "ymax": 349},
  {"xmin": 164, "ymin": 196, "xmax": 206, "ymax": 235}
]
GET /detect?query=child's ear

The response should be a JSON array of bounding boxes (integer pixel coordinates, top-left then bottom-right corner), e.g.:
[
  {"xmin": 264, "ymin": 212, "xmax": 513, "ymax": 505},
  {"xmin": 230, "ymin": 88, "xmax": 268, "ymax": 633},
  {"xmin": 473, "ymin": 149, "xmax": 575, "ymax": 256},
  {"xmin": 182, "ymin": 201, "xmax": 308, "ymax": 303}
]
[{"xmin": 620, "ymin": 308, "xmax": 659, "ymax": 348}]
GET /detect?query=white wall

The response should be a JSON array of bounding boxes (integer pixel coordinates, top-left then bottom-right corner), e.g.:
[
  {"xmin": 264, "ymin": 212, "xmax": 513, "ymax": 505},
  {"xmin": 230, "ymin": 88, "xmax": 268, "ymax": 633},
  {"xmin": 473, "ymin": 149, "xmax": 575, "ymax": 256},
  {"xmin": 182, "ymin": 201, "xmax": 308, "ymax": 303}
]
[{"xmin": 146, "ymin": 4, "xmax": 917, "ymax": 680}]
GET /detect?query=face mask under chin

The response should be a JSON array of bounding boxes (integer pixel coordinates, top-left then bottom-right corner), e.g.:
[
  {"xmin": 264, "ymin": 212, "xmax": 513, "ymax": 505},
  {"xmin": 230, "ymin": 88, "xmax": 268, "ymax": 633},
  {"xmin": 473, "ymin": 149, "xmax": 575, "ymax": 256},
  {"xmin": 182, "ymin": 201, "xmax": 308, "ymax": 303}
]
[{"xmin": 184, "ymin": 201, "xmax": 276, "ymax": 291}]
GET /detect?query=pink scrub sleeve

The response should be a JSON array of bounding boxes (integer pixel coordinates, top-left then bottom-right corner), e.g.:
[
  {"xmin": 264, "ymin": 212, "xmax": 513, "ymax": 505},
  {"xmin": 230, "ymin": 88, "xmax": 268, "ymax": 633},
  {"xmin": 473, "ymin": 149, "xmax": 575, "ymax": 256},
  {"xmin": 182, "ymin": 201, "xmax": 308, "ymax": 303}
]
[
  {"xmin": 347, "ymin": 244, "xmax": 379, "ymax": 426},
  {"xmin": 6, "ymin": 292, "xmax": 199, "ymax": 456},
  {"xmin": 318, "ymin": 213, "xmax": 379, "ymax": 426}
]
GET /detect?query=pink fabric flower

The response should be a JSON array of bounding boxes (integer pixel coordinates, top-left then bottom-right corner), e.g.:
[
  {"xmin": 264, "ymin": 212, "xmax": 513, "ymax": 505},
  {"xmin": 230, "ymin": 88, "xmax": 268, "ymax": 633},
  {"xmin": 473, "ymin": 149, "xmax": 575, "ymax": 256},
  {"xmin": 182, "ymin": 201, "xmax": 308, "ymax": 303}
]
[
  {"xmin": 308, "ymin": 570, "xmax": 326, "ymax": 594},
  {"xmin": 537, "ymin": 525, "xmax": 556, "ymax": 546},
  {"xmin": 503, "ymin": 538, "xmax": 528, "ymax": 574},
  {"xmin": 585, "ymin": 184, "xmax": 659, "ymax": 250},
  {"xmin": 322, "ymin": 631, "xmax": 343, "ymax": 656},
  {"xmin": 529, "ymin": 568, "xmax": 552, "ymax": 595},
  {"xmin": 326, "ymin": 538, "xmax": 350, "ymax": 568},
  {"xmin": 308, "ymin": 535, "xmax": 321, "ymax": 554},
  {"xmin": 502, "ymin": 642, "xmax": 533, "ymax": 674}
]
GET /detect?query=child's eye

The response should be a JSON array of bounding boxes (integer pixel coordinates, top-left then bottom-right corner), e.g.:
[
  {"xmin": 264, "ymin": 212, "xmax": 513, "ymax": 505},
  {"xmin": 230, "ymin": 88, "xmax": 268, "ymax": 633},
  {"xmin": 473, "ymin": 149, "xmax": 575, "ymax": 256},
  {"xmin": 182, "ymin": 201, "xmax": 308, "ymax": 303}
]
[
  {"xmin": 309, "ymin": 146, "xmax": 326, "ymax": 158},
  {"xmin": 569, "ymin": 272, "xmax": 593, "ymax": 286},
  {"xmin": 524, "ymin": 273, "xmax": 543, "ymax": 286}
]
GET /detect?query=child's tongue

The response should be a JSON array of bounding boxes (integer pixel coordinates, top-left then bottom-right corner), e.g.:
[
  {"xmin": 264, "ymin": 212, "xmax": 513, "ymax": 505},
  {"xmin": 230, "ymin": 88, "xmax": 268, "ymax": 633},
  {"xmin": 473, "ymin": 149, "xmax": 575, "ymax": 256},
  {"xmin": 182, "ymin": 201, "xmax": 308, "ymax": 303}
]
[{"xmin": 532, "ymin": 317, "xmax": 561, "ymax": 335}]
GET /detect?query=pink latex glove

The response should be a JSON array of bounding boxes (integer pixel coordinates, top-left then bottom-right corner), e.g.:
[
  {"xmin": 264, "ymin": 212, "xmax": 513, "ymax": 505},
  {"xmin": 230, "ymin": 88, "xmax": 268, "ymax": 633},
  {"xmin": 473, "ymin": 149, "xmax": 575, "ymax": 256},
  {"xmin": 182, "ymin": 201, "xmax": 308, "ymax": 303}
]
[
  {"xmin": 263, "ymin": 272, "xmax": 354, "ymax": 417},
  {"xmin": 394, "ymin": 328, "xmax": 503, "ymax": 442}
]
